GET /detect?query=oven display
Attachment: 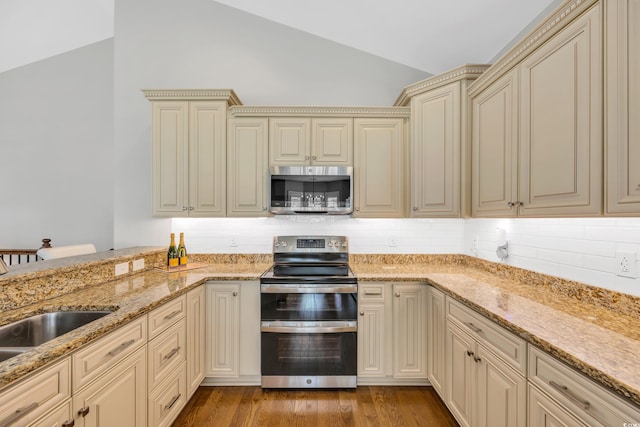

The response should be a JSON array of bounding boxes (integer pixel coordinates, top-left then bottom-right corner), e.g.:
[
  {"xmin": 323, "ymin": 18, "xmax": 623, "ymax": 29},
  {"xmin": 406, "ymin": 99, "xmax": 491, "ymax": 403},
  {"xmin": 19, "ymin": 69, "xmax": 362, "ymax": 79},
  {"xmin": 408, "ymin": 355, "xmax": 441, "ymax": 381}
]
[{"xmin": 297, "ymin": 239, "xmax": 325, "ymax": 249}]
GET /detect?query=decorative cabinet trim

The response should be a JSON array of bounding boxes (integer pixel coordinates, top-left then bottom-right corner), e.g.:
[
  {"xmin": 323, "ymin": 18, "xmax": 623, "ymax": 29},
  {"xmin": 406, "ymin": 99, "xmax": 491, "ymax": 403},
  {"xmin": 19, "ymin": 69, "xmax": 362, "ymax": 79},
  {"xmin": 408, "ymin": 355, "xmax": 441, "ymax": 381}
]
[
  {"xmin": 142, "ymin": 89, "xmax": 242, "ymax": 105},
  {"xmin": 229, "ymin": 106, "xmax": 410, "ymax": 118},
  {"xmin": 468, "ymin": 0, "xmax": 599, "ymax": 97},
  {"xmin": 394, "ymin": 64, "xmax": 490, "ymax": 106}
]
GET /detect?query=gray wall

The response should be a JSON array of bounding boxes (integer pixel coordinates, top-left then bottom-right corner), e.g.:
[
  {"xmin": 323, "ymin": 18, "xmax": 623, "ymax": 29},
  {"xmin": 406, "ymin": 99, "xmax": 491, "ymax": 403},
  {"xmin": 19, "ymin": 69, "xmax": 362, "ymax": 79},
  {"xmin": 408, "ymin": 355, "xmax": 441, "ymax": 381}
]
[
  {"xmin": 113, "ymin": 0, "xmax": 429, "ymax": 248},
  {"xmin": 0, "ymin": 39, "xmax": 114, "ymax": 251}
]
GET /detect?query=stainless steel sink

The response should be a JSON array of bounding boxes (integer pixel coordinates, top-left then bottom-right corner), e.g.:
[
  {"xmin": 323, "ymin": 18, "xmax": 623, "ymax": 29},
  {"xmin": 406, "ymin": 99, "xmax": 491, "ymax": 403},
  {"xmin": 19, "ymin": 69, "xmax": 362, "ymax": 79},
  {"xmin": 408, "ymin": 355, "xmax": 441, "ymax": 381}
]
[
  {"xmin": 0, "ymin": 348, "xmax": 27, "ymax": 363},
  {"xmin": 0, "ymin": 311, "xmax": 112, "ymax": 349}
]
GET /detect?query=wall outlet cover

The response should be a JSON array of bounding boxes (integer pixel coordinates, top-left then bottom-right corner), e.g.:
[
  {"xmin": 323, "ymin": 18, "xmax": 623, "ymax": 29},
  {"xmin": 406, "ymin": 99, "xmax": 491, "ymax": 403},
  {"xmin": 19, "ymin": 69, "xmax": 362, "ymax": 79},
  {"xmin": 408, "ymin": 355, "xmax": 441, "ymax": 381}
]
[
  {"xmin": 616, "ymin": 251, "xmax": 637, "ymax": 278},
  {"xmin": 115, "ymin": 262, "xmax": 129, "ymax": 276},
  {"xmin": 132, "ymin": 259, "xmax": 145, "ymax": 271}
]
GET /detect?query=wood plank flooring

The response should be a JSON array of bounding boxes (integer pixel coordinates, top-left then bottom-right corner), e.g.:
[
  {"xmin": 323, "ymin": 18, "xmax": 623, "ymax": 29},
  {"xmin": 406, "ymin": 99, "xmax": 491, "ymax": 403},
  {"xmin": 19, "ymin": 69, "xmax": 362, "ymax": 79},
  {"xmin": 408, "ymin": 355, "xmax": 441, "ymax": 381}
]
[{"xmin": 172, "ymin": 386, "xmax": 459, "ymax": 427}]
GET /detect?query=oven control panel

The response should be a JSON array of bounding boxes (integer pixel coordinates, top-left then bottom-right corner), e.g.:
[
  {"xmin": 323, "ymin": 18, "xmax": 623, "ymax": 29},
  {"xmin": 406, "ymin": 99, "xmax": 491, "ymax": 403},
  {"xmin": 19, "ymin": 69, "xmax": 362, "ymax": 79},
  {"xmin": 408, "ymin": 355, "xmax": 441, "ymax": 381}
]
[{"xmin": 273, "ymin": 235, "xmax": 348, "ymax": 252}]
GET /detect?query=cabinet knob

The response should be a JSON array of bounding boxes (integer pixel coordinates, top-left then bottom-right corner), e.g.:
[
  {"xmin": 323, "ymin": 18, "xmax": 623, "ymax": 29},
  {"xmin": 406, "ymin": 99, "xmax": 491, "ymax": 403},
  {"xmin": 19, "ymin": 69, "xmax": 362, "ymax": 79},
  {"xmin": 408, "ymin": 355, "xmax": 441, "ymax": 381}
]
[
  {"xmin": 189, "ymin": 206, "xmax": 195, "ymax": 210},
  {"xmin": 360, "ymin": 311, "xmax": 365, "ymax": 316},
  {"xmin": 413, "ymin": 207, "xmax": 418, "ymax": 211},
  {"xmin": 182, "ymin": 206, "xmax": 188, "ymax": 211},
  {"xmin": 233, "ymin": 291, "xmax": 238, "ymax": 297},
  {"xmin": 395, "ymin": 292, "xmax": 400, "ymax": 297},
  {"xmin": 305, "ymin": 155, "xmax": 310, "ymax": 160},
  {"xmin": 312, "ymin": 155, "xmax": 317, "ymax": 160}
]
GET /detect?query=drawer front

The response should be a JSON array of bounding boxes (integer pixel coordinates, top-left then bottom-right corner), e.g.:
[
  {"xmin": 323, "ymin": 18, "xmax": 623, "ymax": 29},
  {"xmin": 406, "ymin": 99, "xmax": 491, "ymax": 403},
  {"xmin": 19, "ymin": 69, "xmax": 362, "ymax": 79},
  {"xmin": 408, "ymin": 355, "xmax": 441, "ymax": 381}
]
[
  {"xmin": 29, "ymin": 400, "xmax": 72, "ymax": 427},
  {"xmin": 0, "ymin": 358, "xmax": 70, "ymax": 427},
  {"xmin": 529, "ymin": 346, "xmax": 640, "ymax": 426},
  {"xmin": 148, "ymin": 296, "xmax": 186, "ymax": 339},
  {"xmin": 358, "ymin": 283, "xmax": 386, "ymax": 302},
  {"xmin": 73, "ymin": 316, "xmax": 147, "ymax": 391},
  {"xmin": 148, "ymin": 318, "xmax": 186, "ymax": 391},
  {"xmin": 446, "ymin": 297, "xmax": 526, "ymax": 374},
  {"xmin": 528, "ymin": 383, "xmax": 587, "ymax": 427},
  {"xmin": 148, "ymin": 363, "xmax": 187, "ymax": 427}
]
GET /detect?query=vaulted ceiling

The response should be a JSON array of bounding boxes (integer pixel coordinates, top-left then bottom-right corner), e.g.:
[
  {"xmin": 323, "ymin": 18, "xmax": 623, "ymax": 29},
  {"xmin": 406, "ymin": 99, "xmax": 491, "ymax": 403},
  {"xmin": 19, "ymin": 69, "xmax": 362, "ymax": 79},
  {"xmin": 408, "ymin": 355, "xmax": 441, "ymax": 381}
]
[{"xmin": 0, "ymin": 0, "xmax": 559, "ymax": 74}]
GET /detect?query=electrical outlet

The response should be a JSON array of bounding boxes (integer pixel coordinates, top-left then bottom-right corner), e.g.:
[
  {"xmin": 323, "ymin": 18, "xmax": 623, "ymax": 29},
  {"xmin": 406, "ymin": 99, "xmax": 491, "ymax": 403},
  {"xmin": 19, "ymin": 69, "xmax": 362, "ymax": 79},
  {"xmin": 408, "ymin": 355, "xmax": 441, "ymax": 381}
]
[
  {"xmin": 132, "ymin": 259, "xmax": 145, "ymax": 271},
  {"xmin": 115, "ymin": 262, "xmax": 129, "ymax": 276},
  {"xmin": 616, "ymin": 251, "xmax": 637, "ymax": 278},
  {"xmin": 470, "ymin": 236, "xmax": 479, "ymax": 256}
]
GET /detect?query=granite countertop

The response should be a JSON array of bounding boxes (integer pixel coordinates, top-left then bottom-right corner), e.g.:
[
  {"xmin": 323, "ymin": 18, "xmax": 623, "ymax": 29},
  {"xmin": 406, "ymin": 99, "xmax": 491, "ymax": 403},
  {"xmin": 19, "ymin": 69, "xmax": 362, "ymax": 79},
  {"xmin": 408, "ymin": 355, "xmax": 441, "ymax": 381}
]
[
  {"xmin": 0, "ymin": 259, "xmax": 270, "ymax": 390},
  {"xmin": 352, "ymin": 258, "xmax": 640, "ymax": 408}
]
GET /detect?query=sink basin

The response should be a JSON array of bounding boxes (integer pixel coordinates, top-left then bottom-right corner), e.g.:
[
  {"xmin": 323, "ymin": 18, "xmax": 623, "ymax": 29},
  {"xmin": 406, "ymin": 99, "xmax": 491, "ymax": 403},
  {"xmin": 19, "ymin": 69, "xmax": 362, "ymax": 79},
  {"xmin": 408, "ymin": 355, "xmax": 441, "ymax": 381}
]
[
  {"xmin": 0, "ymin": 348, "xmax": 27, "ymax": 363},
  {"xmin": 0, "ymin": 311, "xmax": 112, "ymax": 348}
]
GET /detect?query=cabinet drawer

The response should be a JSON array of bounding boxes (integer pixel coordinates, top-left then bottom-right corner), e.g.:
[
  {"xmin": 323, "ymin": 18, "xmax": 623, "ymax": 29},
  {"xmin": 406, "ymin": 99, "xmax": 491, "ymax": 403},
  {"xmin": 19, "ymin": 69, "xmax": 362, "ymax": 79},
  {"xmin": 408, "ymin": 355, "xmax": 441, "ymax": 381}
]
[
  {"xmin": 148, "ymin": 296, "xmax": 186, "ymax": 339},
  {"xmin": 148, "ymin": 363, "xmax": 187, "ymax": 427},
  {"xmin": 0, "ymin": 358, "xmax": 70, "ymax": 427},
  {"xmin": 148, "ymin": 318, "xmax": 186, "ymax": 391},
  {"xmin": 446, "ymin": 297, "xmax": 526, "ymax": 374},
  {"xmin": 29, "ymin": 400, "xmax": 72, "ymax": 427},
  {"xmin": 359, "ymin": 283, "xmax": 386, "ymax": 302},
  {"xmin": 529, "ymin": 346, "xmax": 640, "ymax": 426},
  {"xmin": 72, "ymin": 316, "xmax": 147, "ymax": 391}
]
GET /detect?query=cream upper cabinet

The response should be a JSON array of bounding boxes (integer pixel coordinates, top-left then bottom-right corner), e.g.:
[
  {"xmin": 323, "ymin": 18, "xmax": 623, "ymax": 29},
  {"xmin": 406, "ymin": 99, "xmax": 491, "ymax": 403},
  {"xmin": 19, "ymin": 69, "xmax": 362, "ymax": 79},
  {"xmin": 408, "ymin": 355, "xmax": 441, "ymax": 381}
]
[
  {"xmin": 354, "ymin": 118, "xmax": 406, "ymax": 217},
  {"xmin": 470, "ymin": 3, "xmax": 602, "ymax": 217},
  {"xmin": 227, "ymin": 118, "xmax": 268, "ymax": 216},
  {"xmin": 145, "ymin": 89, "xmax": 240, "ymax": 218},
  {"xmin": 411, "ymin": 83, "xmax": 460, "ymax": 216},
  {"xmin": 472, "ymin": 69, "xmax": 519, "ymax": 217},
  {"xmin": 269, "ymin": 118, "xmax": 353, "ymax": 166},
  {"xmin": 519, "ymin": 3, "xmax": 602, "ymax": 216},
  {"xmin": 606, "ymin": 0, "xmax": 640, "ymax": 215}
]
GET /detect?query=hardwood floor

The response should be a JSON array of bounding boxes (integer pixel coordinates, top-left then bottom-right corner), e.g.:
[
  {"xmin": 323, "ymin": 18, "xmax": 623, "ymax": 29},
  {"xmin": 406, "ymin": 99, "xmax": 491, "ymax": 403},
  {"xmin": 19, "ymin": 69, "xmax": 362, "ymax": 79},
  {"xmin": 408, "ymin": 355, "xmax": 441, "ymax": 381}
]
[{"xmin": 172, "ymin": 386, "xmax": 459, "ymax": 426}]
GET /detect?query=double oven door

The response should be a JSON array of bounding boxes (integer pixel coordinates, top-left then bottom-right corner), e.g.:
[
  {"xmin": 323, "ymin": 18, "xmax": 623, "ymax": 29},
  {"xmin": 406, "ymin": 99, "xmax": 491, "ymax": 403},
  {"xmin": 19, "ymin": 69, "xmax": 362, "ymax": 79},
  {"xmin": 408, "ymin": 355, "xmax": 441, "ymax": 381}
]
[{"xmin": 260, "ymin": 282, "xmax": 357, "ymax": 388}]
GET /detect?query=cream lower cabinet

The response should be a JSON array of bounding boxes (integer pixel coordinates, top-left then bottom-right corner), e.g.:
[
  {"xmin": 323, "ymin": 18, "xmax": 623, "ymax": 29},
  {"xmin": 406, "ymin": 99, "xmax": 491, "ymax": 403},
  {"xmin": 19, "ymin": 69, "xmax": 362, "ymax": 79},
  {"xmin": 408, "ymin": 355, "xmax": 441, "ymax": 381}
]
[
  {"xmin": 427, "ymin": 286, "xmax": 446, "ymax": 397},
  {"xmin": 471, "ymin": 4, "xmax": 602, "ymax": 217},
  {"xmin": 606, "ymin": 0, "xmax": 640, "ymax": 215},
  {"xmin": 353, "ymin": 118, "xmax": 406, "ymax": 217},
  {"xmin": 205, "ymin": 281, "xmax": 260, "ymax": 385},
  {"xmin": 445, "ymin": 298, "xmax": 527, "ymax": 427},
  {"xmin": 227, "ymin": 118, "xmax": 269, "ymax": 216},
  {"xmin": 186, "ymin": 285, "xmax": 206, "ymax": 398},
  {"xmin": 357, "ymin": 282, "xmax": 426, "ymax": 385}
]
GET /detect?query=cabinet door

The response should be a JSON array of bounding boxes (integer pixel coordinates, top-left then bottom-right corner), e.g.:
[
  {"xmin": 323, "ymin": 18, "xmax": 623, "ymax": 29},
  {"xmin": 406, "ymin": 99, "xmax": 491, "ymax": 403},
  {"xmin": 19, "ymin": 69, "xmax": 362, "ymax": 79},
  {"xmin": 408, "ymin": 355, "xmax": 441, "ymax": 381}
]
[
  {"xmin": 357, "ymin": 302, "xmax": 386, "ymax": 378},
  {"xmin": 427, "ymin": 287, "xmax": 446, "ymax": 397},
  {"xmin": 186, "ymin": 285, "xmax": 205, "ymax": 398},
  {"xmin": 529, "ymin": 384, "xmax": 587, "ymax": 427},
  {"xmin": 446, "ymin": 321, "xmax": 474, "ymax": 427},
  {"xmin": 269, "ymin": 118, "xmax": 311, "ymax": 165},
  {"xmin": 392, "ymin": 283, "xmax": 426, "ymax": 378},
  {"xmin": 411, "ymin": 82, "xmax": 460, "ymax": 217},
  {"xmin": 152, "ymin": 101, "xmax": 189, "ymax": 216},
  {"xmin": 227, "ymin": 118, "xmax": 268, "ymax": 216},
  {"xmin": 188, "ymin": 101, "xmax": 226, "ymax": 216},
  {"xmin": 238, "ymin": 281, "xmax": 261, "ymax": 379},
  {"xmin": 519, "ymin": 4, "xmax": 602, "ymax": 216},
  {"xmin": 472, "ymin": 69, "xmax": 519, "ymax": 217},
  {"xmin": 475, "ymin": 346, "xmax": 527, "ymax": 427},
  {"xmin": 206, "ymin": 283, "xmax": 240, "ymax": 377},
  {"xmin": 311, "ymin": 118, "xmax": 353, "ymax": 165},
  {"xmin": 606, "ymin": 0, "xmax": 640, "ymax": 215},
  {"xmin": 354, "ymin": 118, "xmax": 405, "ymax": 217},
  {"xmin": 73, "ymin": 347, "xmax": 147, "ymax": 427}
]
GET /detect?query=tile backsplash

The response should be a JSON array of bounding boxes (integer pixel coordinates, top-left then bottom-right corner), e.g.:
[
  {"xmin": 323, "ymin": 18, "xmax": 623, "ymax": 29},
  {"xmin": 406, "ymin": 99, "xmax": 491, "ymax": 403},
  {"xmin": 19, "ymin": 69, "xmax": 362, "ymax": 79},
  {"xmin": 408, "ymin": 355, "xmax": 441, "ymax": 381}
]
[{"xmin": 172, "ymin": 216, "xmax": 640, "ymax": 296}]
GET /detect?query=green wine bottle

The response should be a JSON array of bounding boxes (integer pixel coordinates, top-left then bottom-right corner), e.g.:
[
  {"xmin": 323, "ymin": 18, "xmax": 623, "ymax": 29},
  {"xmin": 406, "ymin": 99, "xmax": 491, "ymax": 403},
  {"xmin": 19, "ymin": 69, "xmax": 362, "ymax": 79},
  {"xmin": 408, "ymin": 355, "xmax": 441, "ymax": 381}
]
[
  {"xmin": 167, "ymin": 233, "xmax": 179, "ymax": 268},
  {"xmin": 178, "ymin": 232, "xmax": 188, "ymax": 266}
]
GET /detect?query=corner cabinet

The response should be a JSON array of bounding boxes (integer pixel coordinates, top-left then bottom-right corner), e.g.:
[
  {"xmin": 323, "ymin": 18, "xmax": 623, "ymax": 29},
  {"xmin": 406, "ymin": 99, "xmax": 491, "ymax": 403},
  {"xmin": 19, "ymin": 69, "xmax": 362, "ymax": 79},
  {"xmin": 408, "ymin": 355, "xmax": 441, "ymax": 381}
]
[
  {"xmin": 353, "ymin": 118, "xmax": 406, "ymax": 217},
  {"xmin": 606, "ymin": 0, "xmax": 640, "ymax": 215},
  {"xmin": 204, "ymin": 281, "xmax": 261, "ymax": 385},
  {"xmin": 470, "ymin": 2, "xmax": 602, "ymax": 217},
  {"xmin": 397, "ymin": 65, "xmax": 489, "ymax": 217},
  {"xmin": 143, "ymin": 89, "xmax": 241, "ymax": 217}
]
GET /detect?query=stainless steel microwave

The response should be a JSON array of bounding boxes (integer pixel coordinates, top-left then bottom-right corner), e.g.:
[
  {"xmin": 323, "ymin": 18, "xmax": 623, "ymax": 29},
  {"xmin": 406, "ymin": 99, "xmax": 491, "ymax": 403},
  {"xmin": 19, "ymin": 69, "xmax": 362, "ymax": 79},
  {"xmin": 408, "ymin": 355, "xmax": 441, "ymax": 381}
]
[{"xmin": 269, "ymin": 166, "xmax": 353, "ymax": 214}]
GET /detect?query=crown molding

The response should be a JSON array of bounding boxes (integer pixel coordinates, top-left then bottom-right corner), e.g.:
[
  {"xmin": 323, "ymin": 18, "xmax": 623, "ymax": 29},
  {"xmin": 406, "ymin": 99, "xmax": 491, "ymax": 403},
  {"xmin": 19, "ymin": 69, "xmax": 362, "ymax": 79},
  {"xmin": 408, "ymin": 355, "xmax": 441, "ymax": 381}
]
[
  {"xmin": 228, "ymin": 106, "xmax": 410, "ymax": 118},
  {"xmin": 394, "ymin": 64, "xmax": 491, "ymax": 106},
  {"xmin": 467, "ymin": 0, "xmax": 598, "ymax": 97},
  {"xmin": 141, "ymin": 89, "xmax": 242, "ymax": 105}
]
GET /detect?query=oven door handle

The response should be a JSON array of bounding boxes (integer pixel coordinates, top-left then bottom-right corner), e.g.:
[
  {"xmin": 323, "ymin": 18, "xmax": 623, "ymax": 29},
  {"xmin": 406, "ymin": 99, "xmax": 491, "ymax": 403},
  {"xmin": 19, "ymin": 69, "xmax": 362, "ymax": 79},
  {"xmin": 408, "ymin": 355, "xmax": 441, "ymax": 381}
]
[
  {"xmin": 260, "ymin": 284, "xmax": 357, "ymax": 294},
  {"xmin": 261, "ymin": 321, "xmax": 357, "ymax": 334}
]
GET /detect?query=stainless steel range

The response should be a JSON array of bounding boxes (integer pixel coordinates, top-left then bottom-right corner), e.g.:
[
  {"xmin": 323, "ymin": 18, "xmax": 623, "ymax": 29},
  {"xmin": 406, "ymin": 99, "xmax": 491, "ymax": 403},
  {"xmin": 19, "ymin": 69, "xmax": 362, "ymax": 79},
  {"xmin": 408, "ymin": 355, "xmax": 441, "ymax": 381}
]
[{"xmin": 260, "ymin": 235, "xmax": 357, "ymax": 388}]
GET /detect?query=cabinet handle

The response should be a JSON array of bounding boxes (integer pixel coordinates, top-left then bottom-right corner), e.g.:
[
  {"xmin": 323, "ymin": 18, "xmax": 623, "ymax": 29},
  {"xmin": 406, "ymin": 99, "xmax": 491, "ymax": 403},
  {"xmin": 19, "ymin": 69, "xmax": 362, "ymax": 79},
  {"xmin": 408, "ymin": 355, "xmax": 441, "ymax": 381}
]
[
  {"xmin": 182, "ymin": 206, "xmax": 188, "ymax": 211},
  {"xmin": 164, "ymin": 394, "xmax": 182, "ymax": 411},
  {"xmin": 107, "ymin": 339, "xmax": 135, "ymax": 357},
  {"xmin": 189, "ymin": 206, "xmax": 194, "ymax": 210},
  {"xmin": 0, "ymin": 402, "xmax": 39, "ymax": 426},
  {"xmin": 62, "ymin": 420, "xmax": 75, "ymax": 427},
  {"xmin": 464, "ymin": 322, "xmax": 483, "ymax": 334},
  {"xmin": 364, "ymin": 290, "xmax": 382, "ymax": 296},
  {"xmin": 233, "ymin": 291, "xmax": 238, "ymax": 296},
  {"xmin": 78, "ymin": 406, "xmax": 90, "ymax": 417},
  {"xmin": 466, "ymin": 350, "xmax": 474, "ymax": 357},
  {"xmin": 164, "ymin": 309, "xmax": 182, "ymax": 320},
  {"xmin": 549, "ymin": 381, "xmax": 590, "ymax": 410},
  {"xmin": 163, "ymin": 346, "xmax": 181, "ymax": 361},
  {"xmin": 473, "ymin": 355, "xmax": 482, "ymax": 363}
]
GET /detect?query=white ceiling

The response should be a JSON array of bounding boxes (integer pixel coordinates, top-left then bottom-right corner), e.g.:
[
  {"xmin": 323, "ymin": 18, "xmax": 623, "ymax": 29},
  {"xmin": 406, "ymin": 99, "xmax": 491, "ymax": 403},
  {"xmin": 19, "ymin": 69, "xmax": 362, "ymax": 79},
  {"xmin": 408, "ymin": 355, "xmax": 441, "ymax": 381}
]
[{"xmin": 0, "ymin": 0, "xmax": 558, "ymax": 75}]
